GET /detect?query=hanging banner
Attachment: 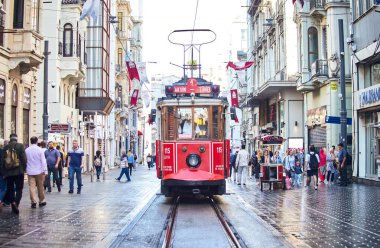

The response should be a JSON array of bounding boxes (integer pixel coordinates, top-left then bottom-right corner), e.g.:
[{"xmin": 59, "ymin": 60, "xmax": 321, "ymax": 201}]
[
  {"xmin": 130, "ymin": 89, "xmax": 139, "ymax": 106},
  {"xmin": 136, "ymin": 62, "xmax": 149, "ymax": 84},
  {"xmin": 126, "ymin": 61, "xmax": 140, "ymax": 82},
  {"xmin": 235, "ymin": 115, "xmax": 239, "ymax": 123},
  {"xmin": 226, "ymin": 61, "xmax": 254, "ymax": 71},
  {"xmin": 292, "ymin": 0, "xmax": 304, "ymax": 7},
  {"xmin": 230, "ymin": 89, "xmax": 238, "ymax": 107}
]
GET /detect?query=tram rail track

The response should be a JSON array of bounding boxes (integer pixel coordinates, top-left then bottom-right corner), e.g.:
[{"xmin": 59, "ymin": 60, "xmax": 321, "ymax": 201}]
[{"xmin": 160, "ymin": 196, "xmax": 248, "ymax": 248}]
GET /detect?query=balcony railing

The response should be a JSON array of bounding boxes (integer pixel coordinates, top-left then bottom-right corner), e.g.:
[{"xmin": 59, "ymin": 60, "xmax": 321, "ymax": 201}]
[
  {"xmin": 62, "ymin": 0, "xmax": 85, "ymax": 4},
  {"xmin": 310, "ymin": 0, "xmax": 326, "ymax": 9},
  {"xmin": 311, "ymin": 60, "xmax": 328, "ymax": 78}
]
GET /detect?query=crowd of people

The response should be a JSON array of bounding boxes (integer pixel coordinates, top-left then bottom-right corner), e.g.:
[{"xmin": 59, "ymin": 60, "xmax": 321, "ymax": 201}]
[{"xmin": 230, "ymin": 143, "xmax": 350, "ymax": 190}]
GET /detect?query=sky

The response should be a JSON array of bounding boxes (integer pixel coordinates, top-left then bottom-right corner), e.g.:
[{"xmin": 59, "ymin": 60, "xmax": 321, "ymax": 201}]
[{"xmin": 137, "ymin": 0, "xmax": 247, "ymax": 83}]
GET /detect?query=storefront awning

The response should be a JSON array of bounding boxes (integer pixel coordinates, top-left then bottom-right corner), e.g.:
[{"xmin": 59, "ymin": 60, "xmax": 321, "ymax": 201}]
[
  {"xmin": 138, "ymin": 130, "xmax": 143, "ymax": 136},
  {"xmin": 256, "ymin": 134, "xmax": 284, "ymax": 144}
]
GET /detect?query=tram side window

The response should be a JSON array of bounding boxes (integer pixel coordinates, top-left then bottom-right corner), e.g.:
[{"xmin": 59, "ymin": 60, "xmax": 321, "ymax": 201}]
[
  {"xmin": 212, "ymin": 106, "xmax": 219, "ymax": 140},
  {"xmin": 178, "ymin": 108, "xmax": 192, "ymax": 139},
  {"xmin": 165, "ymin": 106, "xmax": 176, "ymax": 140},
  {"xmin": 194, "ymin": 107, "xmax": 209, "ymax": 139}
]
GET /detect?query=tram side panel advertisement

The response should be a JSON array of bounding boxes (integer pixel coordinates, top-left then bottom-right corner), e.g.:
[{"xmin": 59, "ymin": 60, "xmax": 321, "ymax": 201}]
[
  {"xmin": 212, "ymin": 142, "xmax": 225, "ymax": 176},
  {"xmin": 163, "ymin": 143, "xmax": 175, "ymax": 175}
]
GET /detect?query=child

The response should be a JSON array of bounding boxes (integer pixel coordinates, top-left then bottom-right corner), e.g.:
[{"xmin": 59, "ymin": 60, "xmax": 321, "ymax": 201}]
[{"xmin": 294, "ymin": 160, "xmax": 303, "ymax": 187}]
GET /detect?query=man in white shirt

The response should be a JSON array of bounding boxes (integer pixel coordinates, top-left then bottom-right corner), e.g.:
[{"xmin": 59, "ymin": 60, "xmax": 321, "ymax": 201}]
[
  {"xmin": 25, "ymin": 136, "xmax": 48, "ymax": 208},
  {"xmin": 236, "ymin": 145, "xmax": 250, "ymax": 185}
]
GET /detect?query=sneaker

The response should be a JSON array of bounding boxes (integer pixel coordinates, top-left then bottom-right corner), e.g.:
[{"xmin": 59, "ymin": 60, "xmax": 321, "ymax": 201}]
[
  {"xmin": 47, "ymin": 189, "xmax": 52, "ymax": 193},
  {"xmin": 31, "ymin": 203, "xmax": 37, "ymax": 209},
  {"xmin": 115, "ymin": 178, "xmax": 120, "ymax": 181},
  {"xmin": 39, "ymin": 202, "xmax": 47, "ymax": 207},
  {"xmin": 237, "ymin": 183, "xmax": 241, "ymax": 185},
  {"xmin": 58, "ymin": 187, "xmax": 61, "ymax": 192},
  {"xmin": 315, "ymin": 186, "xmax": 318, "ymax": 190},
  {"xmin": 68, "ymin": 190, "xmax": 74, "ymax": 194},
  {"xmin": 77, "ymin": 190, "xmax": 81, "ymax": 194}
]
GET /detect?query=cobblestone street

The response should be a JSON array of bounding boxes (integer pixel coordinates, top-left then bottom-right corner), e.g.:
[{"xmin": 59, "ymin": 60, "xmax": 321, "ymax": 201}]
[{"xmin": 1, "ymin": 168, "xmax": 380, "ymax": 247}]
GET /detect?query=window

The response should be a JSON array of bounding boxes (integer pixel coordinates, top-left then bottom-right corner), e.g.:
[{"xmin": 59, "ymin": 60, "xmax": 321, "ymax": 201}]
[
  {"xmin": 13, "ymin": 0, "xmax": 24, "ymax": 29},
  {"xmin": 11, "ymin": 84, "xmax": 18, "ymax": 134},
  {"xmin": 212, "ymin": 106, "xmax": 221, "ymax": 140},
  {"xmin": 0, "ymin": 79, "xmax": 5, "ymax": 139},
  {"xmin": 372, "ymin": 63, "xmax": 380, "ymax": 86},
  {"xmin": 77, "ymin": 35, "xmax": 81, "ymax": 59},
  {"xmin": 178, "ymin": 108, "xmax": 193, "ymax": 139},
  {"xmin": 63, "ymin": 23, "xmax": 73, "ymax": 57},
  {"xmin": 118, "ymin": 12, "xmax": 123, "ymax": 31},
  {"xmin": 308, "ymin": 27, "xmax": 318, "ymax": 69},
  {"xmin": 118, "ymin": 48, "xmax": 123, "ymax": 65},
  {"xmin": 31, "ymin": 0, "xmax": 40, "ymax": 32}
]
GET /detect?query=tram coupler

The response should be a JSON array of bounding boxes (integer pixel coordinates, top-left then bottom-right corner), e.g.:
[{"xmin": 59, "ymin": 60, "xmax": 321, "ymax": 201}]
[{"xmin": 192, "ymin": 189, "xmax": 201, "ymax": 195}]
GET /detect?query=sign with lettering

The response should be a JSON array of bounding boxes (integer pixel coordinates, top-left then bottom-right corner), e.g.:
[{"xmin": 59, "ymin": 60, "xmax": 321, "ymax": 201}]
[
  {"xmin": 23, "ymin": 88, "xmax": 31, "ymax": 109},
  {"xmin": 359, "ymin": 85, "xmax": 380, "ymax": 108},
  {"xmin": 173, "ymin": 85, "xmax": 212, "ymax": 94},
  {"xmin": 49, "ymin": 123, "xmax": 71, "ymax": 133},
  {"xmin": 0, "ymin": 79, "xmax": 5, "ymax": 104},
  {"xmin": 330, "ymin": 81, "xmax": 338, "ymax": 91},
  {"xmin": 307, "ymin": 106, "xmax": 327, "ymax": 127}
]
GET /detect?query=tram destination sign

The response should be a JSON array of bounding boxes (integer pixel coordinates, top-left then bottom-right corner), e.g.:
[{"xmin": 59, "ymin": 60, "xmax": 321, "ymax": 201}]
[
  {"xmin": 48, "ymin": 124, "xmax": 71, "ymax": 133},
  {"xmin": 173, "ymin": 85, "xmax": 212, "ymax": 94}
]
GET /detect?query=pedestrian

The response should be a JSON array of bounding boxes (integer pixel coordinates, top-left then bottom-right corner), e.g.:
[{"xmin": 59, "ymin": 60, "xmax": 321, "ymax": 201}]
[
  {"xmin": 318, "ymin": 147, "xmax": 327, "ymax": 183},
  {"xmin": 252, "ymin": 151, "xmax": 260, "ymax": 186},
  {"xmin": 284, "ymin": 150, "xmax": 296, "ymax": 178},
  {"xmin": 271, "ymin": 150, "xmax": 282, "ymax": 164},
  {"xmin": 133, "ymin": 153, "xmax": 138, "ymax": 171},
  {"xmin": 56, "ymin": 145, "xmax": 64, "ymax": 187},
  {"xmin": 294, "ymin": 159, "xmax": 303, "ymax": 187},
  {"xmin": 305, "ymin": 145, "xmax": 319, "ymax": 190},
  {"xmin": 67, "ymin": 140, "xmax": 84, "ymax": 194},
  {"xmin": 229, "ymin": 150, "xmax": 237, "ymax": 182},
  {"xmin": 116, "ymin": 150, "xmax": 131, "ymax": 182},
  {"xmin": 25, "ymin": 136, "xmax": 48, "ymax": 208},
  {"xmin": 326, "ymin": 147, "xmax": 336, "ymax": 184},
  {"xmin": 146, "ymin": 153, "xmax": 153, "ymax": 169},
  {"xmin": 127, "ymin": 150, "xmax": 134, "ymax": 176},
  {"xmin": 337, "ymin": 143, "xmax": 348, "ymax": 186},
  {"xmin": 44, "ymin": 141, "xmax": 61, "ymax": 192},
  {"xmin": 0, "ymin": 139, "xmax": 6, "ymax": 208},
  {"xmin": 0, "ymin": 134, "xmax": 27, "ymax": 214},
  {"xmin": 236, "ymin": 145, "xmax": 250, "ymax": 186},
  {"xmin": 93, "ymin": 150, "xmax": 102, "ymax": 181},
  {"xmin": 261, "ymin": 150, "xmax": 271, "ymax": 164}
]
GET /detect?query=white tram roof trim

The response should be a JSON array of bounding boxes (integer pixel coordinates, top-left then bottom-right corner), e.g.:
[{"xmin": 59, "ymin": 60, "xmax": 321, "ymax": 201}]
[{"xmin": 157, "ymin": 98, "xmax": 229, "ymax": 107}]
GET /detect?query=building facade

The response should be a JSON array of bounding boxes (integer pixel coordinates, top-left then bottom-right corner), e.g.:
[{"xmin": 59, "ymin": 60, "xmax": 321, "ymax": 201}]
[
  {"xmin": 294, "ymin": 0, "xmax": 352, "ymax": 153},
  {"xmin": 244, "ymin": 0, "xmax": 304, "ymax": 153},
  {"xmin": 0, "ymin": 0, "xmax": 43, "ymax": 144},
  {"xmin": 351, "ymin": 1, "xmax": 380, "ymax": 183}
]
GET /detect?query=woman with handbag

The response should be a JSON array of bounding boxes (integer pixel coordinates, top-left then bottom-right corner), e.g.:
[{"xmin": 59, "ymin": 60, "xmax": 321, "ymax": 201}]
[{"xmin": 318, "ymin": 147, "xmax": 327, "ymax": 183}]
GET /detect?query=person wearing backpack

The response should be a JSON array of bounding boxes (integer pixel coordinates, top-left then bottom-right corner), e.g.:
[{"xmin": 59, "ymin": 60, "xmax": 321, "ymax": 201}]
[
  {"xmin": 337, "ymin": 143, "xmax": 348, "ymax": 186},
  {"xmin": 0, "ymin": 134, "xmax": 27, "ymax": 214},
  {"xmin": 93, "ymin": 150, "xmax": 102, "ymax": 181},
  {"xmin": 305, "ymin": 145, "xmax": 320, "ymax": 190},
  {"xmin": 146, "ymin": 153, "xmax": 153, "ymax": 169}
]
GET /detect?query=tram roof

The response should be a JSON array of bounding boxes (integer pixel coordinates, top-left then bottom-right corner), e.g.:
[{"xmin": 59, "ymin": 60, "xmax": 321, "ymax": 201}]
[{"xmin": 157, "ymin": 97, "xmax": 229, "ymax": 107}]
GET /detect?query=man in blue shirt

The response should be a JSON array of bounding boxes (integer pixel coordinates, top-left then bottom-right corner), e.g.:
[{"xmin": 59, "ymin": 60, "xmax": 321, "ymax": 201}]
[
  {"xmin": 337, "ymin": 143, "xmax": 348, "ymax": 186},
  {"xmin": 44, "ymin": 141, "xmax": 61, "ymax": 193},
  {"xmin": 127, "ymin": 150, "xmax": 134, "ymax": 176},
  {"xmin": 67, "ymin": 140, "xmax": 84, "ymax": 194}
]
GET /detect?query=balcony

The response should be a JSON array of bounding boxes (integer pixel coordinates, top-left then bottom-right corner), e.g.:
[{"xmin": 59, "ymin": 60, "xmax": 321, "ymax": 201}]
[
  {"xmin": 8, "ymin": 30, "xmax": 44, "ymax": 74},
  {"xmin": 77, "ymin": 88, "xmax": 115, "ymax": 115},
  {"xmin": 296, "ymin": 75, "xmax": 316, "ymax": 93},
  {"xmin": 310, "ymin": 0, "xmax": 326, "ymax": 16},
  {"xmin": 60, "ymin": 56, "xmax": 86, "ymax": 83},
  {"xmin": 311, "ymin": 59, "xmax": 328, "ymax": 79}
]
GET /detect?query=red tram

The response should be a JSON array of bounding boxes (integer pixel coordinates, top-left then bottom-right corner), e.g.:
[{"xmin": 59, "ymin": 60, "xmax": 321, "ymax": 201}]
[{"xmin": 154, "ymin": 78, "xmax": 232, "ymax": 196}]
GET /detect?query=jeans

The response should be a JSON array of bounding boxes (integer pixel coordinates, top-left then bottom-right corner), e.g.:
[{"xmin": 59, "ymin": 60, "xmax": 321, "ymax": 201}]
[
  {"xmin": 0, "ymin": 176, "xmax": 6, "ymax": 202},
  {"xmin": 117, "ymin": 168, "xmax": 131, "ymax": 181},
  {"xmin": 327, "ymin": 171, "xmax": 335, "ymax": 182},
  {"xmin": 5, "ymin": 174, "xmax": 24, "ymax": 205},
  {"xmin": 294, "ymin": 174, "xmax": 302, "ymax": 186},
  {"xmin": 339, "ymin": 166, "xmax": 348, "ymax": 185},
  {"xmin": 128, "ymin": 163, "xmax": 133, "ymax": 176},
  {"xmin": 69, "ymin": 167, "xmax": 82, "ymax": 191},
  {"xmin": 237, "ymin": 166, "xmax": 248, "ymax": 184},
  {"xmin": 95, "ymin": 166, "xmax": 102, "ymax": 179},
  {"xmin": 57, "ymin": 164, "xmax": 63, "ymax": 185},
  {"xmin": 46, "ymin": 167, "xmax": 61, "ymax": 191}
]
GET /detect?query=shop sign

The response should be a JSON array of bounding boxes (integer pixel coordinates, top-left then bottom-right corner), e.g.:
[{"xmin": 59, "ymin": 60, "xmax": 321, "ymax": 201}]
[
  {"xmin": 48, "ymin": 123, "xmax": 71, "ymax": 133},
  {"xmin": 330, "ymin": 81, "xmax": 338, "ymax": 91},
  {"xmin": 359, "ymin": 86, "xmax": 380, "ymax": 108},
  {"xmin": 0, "ymin": 79, "xmax": 5, "ymax": 104},
  {"xmin": 307, "ymin": 106, "xmax": 327, "ymax": 127},
  {"xmin": 23, "ymin": 88, "xmax": 31, "ymax": 109}
]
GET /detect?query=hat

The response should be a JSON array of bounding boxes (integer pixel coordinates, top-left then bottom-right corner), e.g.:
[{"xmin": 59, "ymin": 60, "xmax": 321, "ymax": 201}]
[
  {"xmin": 10, "ymin": 133, "xmax": 18, "ymax": 141},
  {"xmin": 338, "ymin": 143, "xmax": 344, "ymax": 147}
]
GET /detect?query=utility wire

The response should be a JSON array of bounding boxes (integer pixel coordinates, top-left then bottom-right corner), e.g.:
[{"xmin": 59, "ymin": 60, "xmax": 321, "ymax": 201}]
[{"xmin": 191, "ymin": 0, "xmax": 199, "ymax": 45}]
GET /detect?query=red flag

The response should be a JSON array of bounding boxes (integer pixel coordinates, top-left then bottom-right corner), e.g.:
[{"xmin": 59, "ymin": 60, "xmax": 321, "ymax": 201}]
[
  {"xmin": 235, "ymin": 115, "xmax": 239, "ymax": 123},
  {"xmin": 126, "ymin": 61, "xmax": 140, "ymax": 81},
  {"xmin": 226, "ymin": 61, "xmax": 254, "ymax": 71},
  {"xmin": 230, "ymin": 89, "xmax": 238, "ymax": 107},
  {"xmin": 130, "ymin": 89, "xmax": 139, "ymax": 106},
  {"xmin": 292, "ymin": 0, "xmax": 304, "ymax": 7}
]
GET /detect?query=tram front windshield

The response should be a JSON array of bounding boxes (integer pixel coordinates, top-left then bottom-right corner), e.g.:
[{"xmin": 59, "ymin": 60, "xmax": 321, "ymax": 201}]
[{"xmin": 163, "ymin": 106, "xmax": 223, "ymax": 141}]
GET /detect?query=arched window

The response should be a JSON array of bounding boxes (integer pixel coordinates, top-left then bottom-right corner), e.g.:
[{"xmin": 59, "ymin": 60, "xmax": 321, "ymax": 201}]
[
  {"xmin": 63, "ymin": 23, "xmax": 73, "ymax": 57},
  {"xmin": 11, "ymin": 84, "xmax": 18, "ymax": 134},
  {"xmin": 308, "ymin": 27, "xmax": 318, "ymax": 69}
]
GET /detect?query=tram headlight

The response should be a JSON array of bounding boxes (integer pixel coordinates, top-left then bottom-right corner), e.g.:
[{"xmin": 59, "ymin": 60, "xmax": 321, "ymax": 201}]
[{"xmin": 186, "ymin": 154, "xmax": 201, "ymax": 168}]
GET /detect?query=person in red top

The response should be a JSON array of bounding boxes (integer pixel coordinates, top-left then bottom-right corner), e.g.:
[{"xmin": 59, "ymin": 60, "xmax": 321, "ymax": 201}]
[{"xmin": 318, "ymin": 147, "xmax": 327, "ymax": 183}]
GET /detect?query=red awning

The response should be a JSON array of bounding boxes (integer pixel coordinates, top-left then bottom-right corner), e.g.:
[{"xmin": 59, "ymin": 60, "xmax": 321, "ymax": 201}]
[
  {"xmin": 256, "ymin": 134, "xmax": 284, "ymax": 144},
  {"xmin": 138, "ymin": 130, "xmax": 143, "ymax": 136}
]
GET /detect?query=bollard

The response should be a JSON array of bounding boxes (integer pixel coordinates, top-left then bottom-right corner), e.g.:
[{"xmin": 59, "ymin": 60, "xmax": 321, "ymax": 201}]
[
  {"xmin": 90, "ymin": 167, "xmax": 93, "ymax": 182},
  {"xmin": 103, "ymin": 166, "xmax": 106, "ymax": 181}
]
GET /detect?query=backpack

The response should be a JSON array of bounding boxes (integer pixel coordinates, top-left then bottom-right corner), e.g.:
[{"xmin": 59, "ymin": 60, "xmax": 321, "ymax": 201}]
[
  {"xmin": 309, "ymin": 153, "xmax": 319, "ymax": 170},
  {"xmin": 4, "ymin": 147, "xmax": 20, "ymax": 170},
  {"xmin": 94, "ymin": 156, "xmax": 101, "ymax": 167}
]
